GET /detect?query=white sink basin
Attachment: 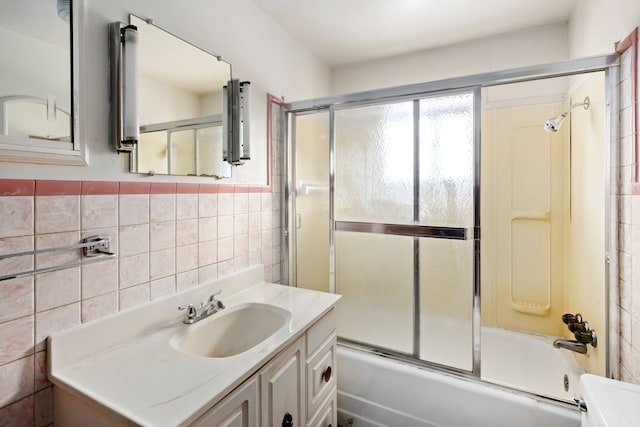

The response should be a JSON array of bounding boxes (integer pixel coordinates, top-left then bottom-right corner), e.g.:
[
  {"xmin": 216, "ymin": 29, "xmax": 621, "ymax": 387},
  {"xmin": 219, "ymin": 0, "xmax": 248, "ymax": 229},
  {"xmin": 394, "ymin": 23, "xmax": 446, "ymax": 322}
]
[{"xmin": 170, "ymin": 302, "xmax": 292, "ymax": 358}]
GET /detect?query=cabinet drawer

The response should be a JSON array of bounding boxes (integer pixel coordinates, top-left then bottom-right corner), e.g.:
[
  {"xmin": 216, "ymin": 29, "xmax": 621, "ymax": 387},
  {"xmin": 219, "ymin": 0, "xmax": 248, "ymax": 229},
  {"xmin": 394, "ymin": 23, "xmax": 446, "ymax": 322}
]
[
  {"xmin": 307, "ymin": 333, "xmax": 337, "ymax": 418},
  {"xmin": 306, "ymin": 308, "xmax": 336, "ymax": 356},
  {"xmin": 306, "ymin": 388, "xmax": 337, "ymax": 427}
]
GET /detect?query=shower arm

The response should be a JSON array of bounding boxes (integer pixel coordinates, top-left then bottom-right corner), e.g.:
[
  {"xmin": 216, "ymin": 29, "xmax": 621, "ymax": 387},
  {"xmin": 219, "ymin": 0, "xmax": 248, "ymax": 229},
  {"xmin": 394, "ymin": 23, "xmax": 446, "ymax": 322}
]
[{"xmin": 557, "ymin": 96, "xmax": 590, "ymax": 118}]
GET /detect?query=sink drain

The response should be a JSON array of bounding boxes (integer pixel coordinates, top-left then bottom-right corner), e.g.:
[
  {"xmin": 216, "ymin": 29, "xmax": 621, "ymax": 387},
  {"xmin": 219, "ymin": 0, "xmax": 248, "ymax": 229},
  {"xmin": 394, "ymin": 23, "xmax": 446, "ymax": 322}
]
[{"xmin": 564, "ymin": 374, "xmax": 569, "ymax": 392}]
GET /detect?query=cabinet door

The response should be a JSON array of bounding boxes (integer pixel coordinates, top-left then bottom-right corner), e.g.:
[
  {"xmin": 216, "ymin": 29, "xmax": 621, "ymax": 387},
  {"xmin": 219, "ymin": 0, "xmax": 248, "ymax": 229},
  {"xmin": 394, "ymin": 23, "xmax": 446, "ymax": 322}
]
[
  {"xmin": 261, "ymin": 337, "xmax": 306, "ymax": 427},
  {"xmin": 191, "ymin": 376, "xmax": 259, "ymax": 427},
  {"xmin": 306, "ymin": 388, "xmax": 336, "ymax": 427}
]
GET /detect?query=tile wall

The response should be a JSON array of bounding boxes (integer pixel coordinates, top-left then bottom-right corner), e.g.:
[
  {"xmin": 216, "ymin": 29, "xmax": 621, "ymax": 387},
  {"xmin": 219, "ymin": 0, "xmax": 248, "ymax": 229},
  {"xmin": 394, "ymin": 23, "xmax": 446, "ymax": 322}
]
[
  {"xmin": 617, "ymin": 44, "xmax": 640, "ymax": 383},
  {"xmin": 0, "ymin": 102, "xmax": 285, "ymax": 425}
]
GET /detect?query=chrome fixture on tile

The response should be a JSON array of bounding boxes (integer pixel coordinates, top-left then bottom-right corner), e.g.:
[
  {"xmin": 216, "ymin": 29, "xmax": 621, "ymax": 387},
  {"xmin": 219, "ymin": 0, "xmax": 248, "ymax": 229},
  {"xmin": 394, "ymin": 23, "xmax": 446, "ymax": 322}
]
[
  {"xmin": 543, "ymin": 96, "xmax": 590, "ymax": 133},
  {"xmin": 554, "ymin": 312, "xmax": 598, "ymax": 354},
  {"xmin": 0, "ymin": 236, "xmax": 116, "ymax": 282},
  {"xmin": 178, "ymin": 290, "xmax": 225, "ymax": 324}
]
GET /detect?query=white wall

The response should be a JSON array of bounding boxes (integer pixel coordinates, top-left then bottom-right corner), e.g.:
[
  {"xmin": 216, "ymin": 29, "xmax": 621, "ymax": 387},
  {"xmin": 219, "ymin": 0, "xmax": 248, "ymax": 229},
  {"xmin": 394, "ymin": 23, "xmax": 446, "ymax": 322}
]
[
  {"xmin": 0, "ymin": 0, "xmax": 331, "ymax": 184},
  {"xmin": 331, "ymin": 24, "xmax": 569, "ymax": 95}
]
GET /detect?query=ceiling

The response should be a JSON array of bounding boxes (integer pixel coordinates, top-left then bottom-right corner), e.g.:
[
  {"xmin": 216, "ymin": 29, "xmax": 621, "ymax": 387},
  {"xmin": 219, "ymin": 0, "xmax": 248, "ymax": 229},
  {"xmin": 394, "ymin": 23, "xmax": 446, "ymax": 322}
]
[{"xmin": 251, "ymin": 0, "xmax": 579, "ymax": 67}]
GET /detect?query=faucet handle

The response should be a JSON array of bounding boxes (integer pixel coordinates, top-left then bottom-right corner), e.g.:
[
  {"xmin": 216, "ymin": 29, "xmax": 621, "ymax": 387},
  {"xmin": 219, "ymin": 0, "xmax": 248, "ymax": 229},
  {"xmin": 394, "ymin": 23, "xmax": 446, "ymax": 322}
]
[
  {"xmin": 206, "ymin": 290, "xmax": 223, "ymax": 304},
  {"xmin": 178, "ymin": 303, "xmax": 197, "ymax": 319},
  {"xmin": 562, "ymin": 313, "xmax": 582, "ymax": 324}
]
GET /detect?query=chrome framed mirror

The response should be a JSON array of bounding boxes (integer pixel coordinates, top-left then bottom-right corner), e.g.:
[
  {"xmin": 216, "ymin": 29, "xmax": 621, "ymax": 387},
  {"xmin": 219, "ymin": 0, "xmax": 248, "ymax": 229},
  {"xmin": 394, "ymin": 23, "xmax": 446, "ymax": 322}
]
[{"xmin": 0, "ymin": 0, "xmax": 84, "ymax": 165}]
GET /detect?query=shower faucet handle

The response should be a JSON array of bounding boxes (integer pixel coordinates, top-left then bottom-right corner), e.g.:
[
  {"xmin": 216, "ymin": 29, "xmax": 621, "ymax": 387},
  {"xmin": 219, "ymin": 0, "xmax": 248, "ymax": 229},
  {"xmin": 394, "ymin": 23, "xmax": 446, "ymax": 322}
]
[
  {"xmin": 562, "ymin": 313, "xmax": 582, "ymax": 325},
  {"xmin": 568, "ymin": 321, "xmax": 590, "ymax": 333}
]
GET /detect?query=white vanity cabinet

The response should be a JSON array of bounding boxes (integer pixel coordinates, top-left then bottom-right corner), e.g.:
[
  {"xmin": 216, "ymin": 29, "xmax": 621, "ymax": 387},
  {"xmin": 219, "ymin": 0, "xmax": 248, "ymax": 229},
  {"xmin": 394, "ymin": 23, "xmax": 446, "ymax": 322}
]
[
  {"xmin": 191, "ymin": 308, "xmax": 337, "ymax": 427},
  {"xmin": 48, "ymin": 268, "xmax": 341, "ymax": 427}
]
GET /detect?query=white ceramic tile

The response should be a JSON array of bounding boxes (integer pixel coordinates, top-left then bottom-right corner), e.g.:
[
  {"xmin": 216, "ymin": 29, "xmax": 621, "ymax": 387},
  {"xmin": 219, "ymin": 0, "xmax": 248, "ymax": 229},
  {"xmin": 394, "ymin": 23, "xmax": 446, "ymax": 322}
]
[
  {"xmin": 35, "ymin": 303, "xmax": 79, "ymax": 352},
  {"xmin": 0, "ymin": 395, "xmax": 34, "ymax": 426},
  {"xmin": 234, "ymin": 193, "xmax": 249, "ymax": 214},
  {"xmin": 0, "ymin": 317, "xmax": 34, "ymax": 366},
  {"xmin": 177, "ymin": 194, "xmax": 199, "ymax": 220},
  {"xmin": 119, "ymin": 253, "xmax": 149, "ymax": 289},
  {"xmin": 620, "ymin": 223, "xmax": 632, "ymax": 253},
  {"xmin": 217, "ymin": 193, "xmax": 234, "ymax": 216},
  {"xmin": 150, "ymin": 194, "xmax": 176, "ymax": 223},
  {"xmin": 198, "ymin": 217, "xmax": 218, "ymax": 242},
  {"xmin": 177, "ymin": 219, "xmax": 198, "ymax": 246},
  {"xmin": 81, "ymin": 292, "xmax": 118, "ymax": 323},
  {"xmin": 261, "ymin": 193, "xmax": 272, "ymax": 213},
  {"xmin": 632, "ymin": 225, "xmax": 640, "ymax": 257},
  {"xmin": 0, "ymin": 196, "xmax": 33, "ymax": 238},
  {"xmin": 216, "ymin": 259, "xmax": 234, "ymax": 277},
  {"xmin": 621, "ymin": 279, "xmax": 632, "ymax": 313},
  {"xmin": 35, "ymin": 196, "xmax": 80, "ymax": 234},
  {"xmin": 81, "ymin": 258, "xmax": 118, "ymax": 299},
  {"xmin": 262, "ymin": 246, "xmax": 273, "ymax": 268},
  {"xmin": 0, "ymin": 356, "xmax": 34, "ymax": 407},
  {"xmin": 272, "ymin": 245, "xmax": 281, "ymax": 266},
  {"xmin": 176, "ymin": 269, "xmax": 199, "ymax": 292},
  {"xmin": 34, "ymin": 351, "xmax": 49, "ymax": 392},
  {"xmin": 271, "ymin": 264, "xmax": 281, "ymax": 283},
  {"xmin": 620, "ymin": 75, "xmax": 632, "ymax": 109},
  {"xmin": 217, "ymin": 238, "xmax": 233, "ymax": 262},
  {"xmin": 620, "ymin": 49, "xmax": 632, "ymax": 81},
  {"xmin": 261, "ymin": 230, "xmax": 273, "ymax": 252},
  {"xmin": 119, "ymin": 194, "xmax": 149, "ymax": 226},
  {"xmin": 199, "ymin": 241, "xmax": 218, "ymax": 266},
  {"xmin": 234, "ymin": 234, "xmax": 249, "ymax": 256},
  {"xmin": 248, "ymin": 194, "xmax": 261, "ymax": 213},
  {"xmin": 249, "ymin": 250, "xmax": 261, "ymax": 266},
  {"xmin": 34, "ymin": 231, "xmax": 80, "ymax": 269},
  {"xmin": 261, "ymin": 210, "xmax": 272, "ymax": 231},
  {"xmin": 176, "ymin": 244, "xmax": 198, "ymax": 273},
  {"xmin": 217, "ymin": 215, "xmax": 234, "ymax": 239},
  {"xmin": 620, "ymin": 105, "xmax": 633, "ymax": 139},
  {"xmin": 150, "ymin": 276, "xmax": 175, "ymax": 300},
  {"xmin": 234, "ymin": 254, "xmax": 249, "ymax": 271},
  {"xmin": 632, "ymin": 195, "xmax": 640, "ymax": 227},
  {"xmin": 150, "ymin": 221, "xmax": 175, "ymax": 251},
  {"xmin": 150, "ymin": 248, "xmax": 175, "ymax": 280},
  {"xmin": 620, "ymin": 251, "xmax": 632, "ymax": 284},
  {"xmin": 248, "ymin": 212, "xmax": 261, "ymax": 235},
  {"xmin": 621, "ymin": 195, "xmax": 632, "ymax": 225},
  {"xmin": 119, "ymin": 224, "xmax": 149, "ymax": 257},
  {"xmin": 272, "ymin": 227, "xmax": 281, "ymax": 246},
  {"xmin": 81, "ymin": 195, "xmax": 118, "ymax": 230},
  {"xmin": 234, "ymin": 214, "xmax": 249, "ymax": 236},
  {"xmin": 35, "ymin": 386, "xmax": 53, "ymax": 426},
  {"xmin": 264, "ymin": 265, "xmax": 274, "ymax": 283},
  {"xmin": 198, "ymin": 193, "xmax": 217, "ymax": 218},
  {"xmin": 197, "ymin": 264, "xmax": 218, "ymax": 284},
  {"xmin": 35, "ymin": 267, "xmax": 80, "ymax": 312},
  {"xmin": 0, "ymin": 277, "xmax": 33, "ymax": 324},
  {"xmin": 119, "ymin": 284, "xmax": 149, "ymax": 311},
  {"xmin": 248, "ymin": 232, "xmax": 261, "ymax": 252}
]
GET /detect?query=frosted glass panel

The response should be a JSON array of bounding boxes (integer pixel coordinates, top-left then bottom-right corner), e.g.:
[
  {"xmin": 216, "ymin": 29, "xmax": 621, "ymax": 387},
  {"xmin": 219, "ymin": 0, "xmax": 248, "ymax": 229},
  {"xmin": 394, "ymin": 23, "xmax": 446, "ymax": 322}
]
[
  {"xmin": 197, "ymin": 126, "xmax": 225, "ymax": 177},
  {"xmin": 419, "ymin": 237, "xmax": 473, "ymax": 370},
  {"xmin": 295, "ymin": 112, "xmax": 330, "ymax": 292},
  {"xmin": 336, "ymin": 232, "xmax": 414, "ymax": 354},
  {"xmin": 137, "ymin": 131, "xmax": 168, "ymax": 175},
  {"xmin": 170, "ymin": 129, "xmax": 196, "ymax": 175},
  {"xmin": 335, "ymin": 102, "xmax": 414, "ymax": 224},
  {"xmin": 419, "ymin": 93, "xmax": 474, "ymax": 228}
]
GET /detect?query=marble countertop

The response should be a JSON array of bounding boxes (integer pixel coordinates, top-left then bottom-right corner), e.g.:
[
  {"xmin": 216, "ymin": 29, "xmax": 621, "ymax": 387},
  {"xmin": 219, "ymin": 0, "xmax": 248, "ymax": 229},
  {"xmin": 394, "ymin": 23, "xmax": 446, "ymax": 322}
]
[{"xmin": 47, "ymin": 266, "xmax": 340, "ymax": 426}]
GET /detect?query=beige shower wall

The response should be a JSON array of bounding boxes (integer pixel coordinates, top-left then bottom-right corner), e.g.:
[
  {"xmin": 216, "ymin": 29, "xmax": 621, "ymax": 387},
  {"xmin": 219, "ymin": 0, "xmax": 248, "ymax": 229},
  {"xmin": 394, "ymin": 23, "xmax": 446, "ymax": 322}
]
[
  {"xmin": 481, "ymin": 102, "xmax": 569, "ymax": 337},
  {"xmin": 564, "ymin": 73, "xmax": 606, "ymax": 376}
]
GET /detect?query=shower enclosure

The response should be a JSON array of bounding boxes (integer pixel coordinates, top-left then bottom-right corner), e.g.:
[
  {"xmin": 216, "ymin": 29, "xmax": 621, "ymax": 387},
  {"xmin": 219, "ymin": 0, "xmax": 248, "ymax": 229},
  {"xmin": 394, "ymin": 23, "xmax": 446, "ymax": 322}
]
[{"xmin": 284, "ymin": 54, "xmax": 618, "ymax": 401}]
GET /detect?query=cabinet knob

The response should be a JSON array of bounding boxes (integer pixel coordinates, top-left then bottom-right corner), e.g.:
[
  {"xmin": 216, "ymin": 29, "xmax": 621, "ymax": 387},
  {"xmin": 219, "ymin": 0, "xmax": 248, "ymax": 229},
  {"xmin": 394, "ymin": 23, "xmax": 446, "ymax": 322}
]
[
  {"xmin": 282, "ymin": 412, "xmax": 293, "ymax": 427},
  {"xmin": 322, "ymin": 366, "xmax": 332, "ymax": 383}
]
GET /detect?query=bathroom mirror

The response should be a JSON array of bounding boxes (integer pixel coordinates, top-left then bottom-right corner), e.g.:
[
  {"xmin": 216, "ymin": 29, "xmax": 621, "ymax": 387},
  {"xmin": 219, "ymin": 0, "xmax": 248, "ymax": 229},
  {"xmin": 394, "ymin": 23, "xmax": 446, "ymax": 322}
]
[
  {"xmin": 0, "ymin": 0, "xmax": 83, "ymax": 165},
  {"xmin": 129, "ymin": 15, "xmax": 232, "ymax": 178}
]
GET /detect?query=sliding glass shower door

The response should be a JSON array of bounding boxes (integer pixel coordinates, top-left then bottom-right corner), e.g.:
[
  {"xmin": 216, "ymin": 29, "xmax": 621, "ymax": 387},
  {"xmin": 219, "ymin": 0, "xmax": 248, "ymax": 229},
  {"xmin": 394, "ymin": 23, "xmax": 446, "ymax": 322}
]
[{"xmin": 288, "ymin": 90, "xmax": 478, "ymax": 373}]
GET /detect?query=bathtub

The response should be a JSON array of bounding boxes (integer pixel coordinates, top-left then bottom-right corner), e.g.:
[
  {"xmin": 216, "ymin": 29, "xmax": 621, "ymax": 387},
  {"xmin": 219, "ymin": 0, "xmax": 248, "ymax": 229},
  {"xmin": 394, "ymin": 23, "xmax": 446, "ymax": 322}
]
[{"xmin": 337, "ymin": 333, "xmax": 582, "ymax": 427}]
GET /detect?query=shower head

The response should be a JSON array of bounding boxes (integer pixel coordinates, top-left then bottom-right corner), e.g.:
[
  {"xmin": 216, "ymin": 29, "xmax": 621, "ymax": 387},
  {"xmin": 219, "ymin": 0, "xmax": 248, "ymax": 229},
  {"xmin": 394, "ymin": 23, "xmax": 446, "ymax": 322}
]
[{"xmin": 543, "ymin": 96, "xmax": 590, "ymax": 133}]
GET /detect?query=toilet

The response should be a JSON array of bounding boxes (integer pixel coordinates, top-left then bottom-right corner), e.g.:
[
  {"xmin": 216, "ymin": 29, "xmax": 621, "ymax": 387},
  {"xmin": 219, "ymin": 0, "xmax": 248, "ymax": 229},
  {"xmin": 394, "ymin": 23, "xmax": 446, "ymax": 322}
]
[{"xmin": 579, "ymin": 373, "xmax": 640, "ymax": 426}]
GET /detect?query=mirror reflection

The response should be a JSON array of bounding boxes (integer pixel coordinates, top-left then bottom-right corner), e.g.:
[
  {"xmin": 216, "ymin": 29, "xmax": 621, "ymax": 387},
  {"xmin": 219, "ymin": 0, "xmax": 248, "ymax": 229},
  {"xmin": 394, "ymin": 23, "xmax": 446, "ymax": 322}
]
[
  {"xmin": 130, "ymin": 15, "xmax": 232, "ymax": 178},
  {"xmin": 0, "ymin": 0, "xmax": 73, "ymax": 151}
]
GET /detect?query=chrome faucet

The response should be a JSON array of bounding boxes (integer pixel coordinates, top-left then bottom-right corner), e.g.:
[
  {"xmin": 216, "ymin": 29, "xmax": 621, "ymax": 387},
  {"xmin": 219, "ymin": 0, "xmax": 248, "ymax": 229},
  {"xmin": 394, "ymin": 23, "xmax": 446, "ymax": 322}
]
[
  {"xmin": 178, "ymin": 290, "xmax": 225, "ymax": 324},
  {"xmin": 553, "ymin": 339, "xmax": 588, "ymax": 354}
]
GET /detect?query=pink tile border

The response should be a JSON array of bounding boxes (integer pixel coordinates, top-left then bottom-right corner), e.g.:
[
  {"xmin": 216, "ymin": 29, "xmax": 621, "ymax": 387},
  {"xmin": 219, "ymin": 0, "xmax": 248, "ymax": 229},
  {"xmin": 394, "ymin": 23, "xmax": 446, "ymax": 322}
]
[
  {"xmin": 150, "ymin": 183, "xmax": 177, "ymax": 194},
  {"xmin": 82, "ymin": 181, "xmax": 119, "ymax": 195},
  {"xmin": 35, "ymin": 180, "xmax": 81, "ymax": 196},
  {"xmin": 177, "ymin": 183, "xmax": 199, "ymax": 194},
  {"xmin": 119, "ymin": 182, "xmax": 150, "ymax": 194},
  {"xmin": 0, "ymin": 179, "xmax": 272, "ymax": 197},
  {"xmin": 0, "ymin": 180, "xmax": 35, "ymax": 196}
]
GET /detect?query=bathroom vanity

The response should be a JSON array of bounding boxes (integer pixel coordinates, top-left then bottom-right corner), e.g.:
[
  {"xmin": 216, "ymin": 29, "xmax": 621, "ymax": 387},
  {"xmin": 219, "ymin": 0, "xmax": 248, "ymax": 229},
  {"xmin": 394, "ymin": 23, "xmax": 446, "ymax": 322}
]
[{"xmin": 47, "ymin": 266, "xmax": 340, "ymax": 426}]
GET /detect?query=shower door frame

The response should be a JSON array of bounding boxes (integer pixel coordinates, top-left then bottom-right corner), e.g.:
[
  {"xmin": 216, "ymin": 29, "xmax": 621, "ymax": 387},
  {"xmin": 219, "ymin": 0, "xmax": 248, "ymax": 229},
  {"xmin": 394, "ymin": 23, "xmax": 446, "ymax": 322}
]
[{"xmin": 284, "ymin": 53, "xmax": 619, "ymax": 381}]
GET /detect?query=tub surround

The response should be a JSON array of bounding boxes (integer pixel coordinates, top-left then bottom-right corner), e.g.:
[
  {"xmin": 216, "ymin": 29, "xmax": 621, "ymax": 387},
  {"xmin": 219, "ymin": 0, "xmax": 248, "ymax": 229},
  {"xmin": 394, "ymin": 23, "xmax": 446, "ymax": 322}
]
[{"xmin": 48, "ymin": 265, "xmax": 340, "ymax": 426}]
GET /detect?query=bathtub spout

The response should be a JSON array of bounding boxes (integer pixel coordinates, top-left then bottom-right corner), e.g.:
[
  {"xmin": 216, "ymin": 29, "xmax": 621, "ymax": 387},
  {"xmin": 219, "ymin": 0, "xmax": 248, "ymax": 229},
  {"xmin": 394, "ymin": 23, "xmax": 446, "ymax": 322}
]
[{"xmin": 553, "ymin": 339, "xmax": 587, "ymax": 354}]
